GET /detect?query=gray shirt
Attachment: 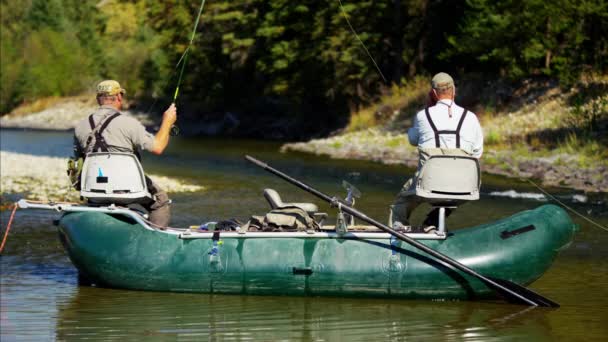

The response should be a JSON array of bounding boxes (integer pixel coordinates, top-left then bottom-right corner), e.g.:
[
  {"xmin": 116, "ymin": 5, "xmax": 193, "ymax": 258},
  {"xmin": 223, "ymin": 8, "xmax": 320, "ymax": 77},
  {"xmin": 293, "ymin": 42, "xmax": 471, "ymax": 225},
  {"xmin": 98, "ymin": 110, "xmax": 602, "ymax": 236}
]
[{"xmin": 74, "ymin": 106, "xmax": 155, "ymax": 158}]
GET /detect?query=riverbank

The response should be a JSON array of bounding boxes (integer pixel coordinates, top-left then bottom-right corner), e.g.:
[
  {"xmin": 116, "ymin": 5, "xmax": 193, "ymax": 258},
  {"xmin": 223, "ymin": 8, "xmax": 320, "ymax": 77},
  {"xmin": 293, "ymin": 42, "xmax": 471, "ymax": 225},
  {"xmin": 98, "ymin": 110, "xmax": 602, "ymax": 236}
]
[
  {"xmin": 0, "ymin": 95, "xmax": 154, "ymax": 130},
  {"xmin": 283, "ymin": 76, "xmax": 608, "ymax": 193},
  {"xmin": 0, "ymin": 151, "xmax": 204, "ymax": 206},
  {"xmin": 2, "ymin": 77, "xmax": 606, "ymax": 193}
]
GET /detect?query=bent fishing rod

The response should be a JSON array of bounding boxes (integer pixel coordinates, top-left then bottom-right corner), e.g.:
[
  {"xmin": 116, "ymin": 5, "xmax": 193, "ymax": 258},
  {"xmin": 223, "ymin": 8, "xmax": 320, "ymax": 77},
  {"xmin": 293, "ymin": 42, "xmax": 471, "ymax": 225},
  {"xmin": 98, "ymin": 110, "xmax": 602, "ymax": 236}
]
[
  {"xmin": 245, "ymin": 155, "xmax": 559, "ymax": 308},
  {"xmin": 169, "ymin": 0, "xmax": 207, "ymax": 136}
]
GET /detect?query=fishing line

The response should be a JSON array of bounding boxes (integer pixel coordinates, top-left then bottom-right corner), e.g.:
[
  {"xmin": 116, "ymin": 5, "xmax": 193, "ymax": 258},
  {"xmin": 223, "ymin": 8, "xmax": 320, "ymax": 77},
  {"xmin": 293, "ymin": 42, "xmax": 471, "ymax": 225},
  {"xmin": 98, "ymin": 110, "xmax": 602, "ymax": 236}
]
[
  {"xmin": 523, "ymin": 178, "xmax": 608, "ymax": 232},
  {"xmin": 337, "ymin": 0, "xmax": 388, "ymax": 84},
  {"xmin": 486, "ymin": 151, "xmax": 608, "ymax": 232},
  {"xmin": 336, "ymin": 1, "xmax": 606, "ymax": 230}
]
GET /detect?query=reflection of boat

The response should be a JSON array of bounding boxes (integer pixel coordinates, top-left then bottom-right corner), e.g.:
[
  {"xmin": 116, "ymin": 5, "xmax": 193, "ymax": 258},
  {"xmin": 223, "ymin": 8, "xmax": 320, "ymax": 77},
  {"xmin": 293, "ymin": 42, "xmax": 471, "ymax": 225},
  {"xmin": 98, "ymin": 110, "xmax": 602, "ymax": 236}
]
[
  {"xmin": 20, "ymin": 197, "xmax": 577, "ymax": 301},
  {"xmin": 55, "ymin": 286, "xmax": 552, "ymax": 341}
]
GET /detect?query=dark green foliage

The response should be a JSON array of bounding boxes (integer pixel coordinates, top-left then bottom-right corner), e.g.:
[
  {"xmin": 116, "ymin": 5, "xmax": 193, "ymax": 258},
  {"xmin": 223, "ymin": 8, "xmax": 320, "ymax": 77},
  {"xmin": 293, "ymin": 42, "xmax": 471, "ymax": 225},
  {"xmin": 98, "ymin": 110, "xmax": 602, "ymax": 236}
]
[
  {"xmin": 445, "ymin": 0, "xmax": 608, "ymax": 86},
  {"xmin": 1, "ymin": 0, "xmax": 606, "ymax": 130}
]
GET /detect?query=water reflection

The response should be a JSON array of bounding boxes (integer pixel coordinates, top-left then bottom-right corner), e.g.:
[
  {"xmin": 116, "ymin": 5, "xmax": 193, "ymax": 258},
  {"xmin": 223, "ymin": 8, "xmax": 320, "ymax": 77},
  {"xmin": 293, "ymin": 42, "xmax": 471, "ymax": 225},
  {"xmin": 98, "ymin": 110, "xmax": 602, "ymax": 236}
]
[
  {"xmin": 2, "ymin": 129, "xmax": 608, "ymax": 341},
  {"xmin": 55, "ymin": 287, "xmax": 552, "ymax": 341}
]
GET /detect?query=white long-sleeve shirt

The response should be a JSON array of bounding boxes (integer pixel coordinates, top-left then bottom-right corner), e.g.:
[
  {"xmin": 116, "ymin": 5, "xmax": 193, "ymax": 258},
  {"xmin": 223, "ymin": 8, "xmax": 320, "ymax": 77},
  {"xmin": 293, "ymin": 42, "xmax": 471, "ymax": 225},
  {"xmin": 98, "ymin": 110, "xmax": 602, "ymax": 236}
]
[{"xmin": 408, "ymin": 100, "xmax": 484, "ymax": 158}]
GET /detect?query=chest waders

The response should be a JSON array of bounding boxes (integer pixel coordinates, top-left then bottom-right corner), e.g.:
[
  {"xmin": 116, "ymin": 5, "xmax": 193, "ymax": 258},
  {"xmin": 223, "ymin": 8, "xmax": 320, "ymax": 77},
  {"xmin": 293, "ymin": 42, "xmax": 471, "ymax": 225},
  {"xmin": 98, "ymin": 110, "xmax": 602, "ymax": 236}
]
[
  {"xmin": 68, "ymin": 112, "xmax": 120, "ymax": 190},
  {"xmin": 424, "ymin": 107, "xmax": 468, "ymax": 148}
]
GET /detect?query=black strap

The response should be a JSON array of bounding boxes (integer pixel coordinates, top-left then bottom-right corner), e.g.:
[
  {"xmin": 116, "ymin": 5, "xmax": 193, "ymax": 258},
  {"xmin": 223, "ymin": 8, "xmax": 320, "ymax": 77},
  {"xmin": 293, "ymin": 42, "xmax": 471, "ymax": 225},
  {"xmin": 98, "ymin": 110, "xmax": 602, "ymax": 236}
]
[
  {"xmin": 87, "ymin": 112, "xmax": 121, "ymax": 152},
  {"xmin": 455, "ymin": 109, "xmax": 468, "ymax": 148},
  {"xmin": 424, "ymin": 107, "xmax": 440, "ymax": 147},
  {"xmin": 424, "ymin": 107, "xmax": 468, "ymax": 148}
]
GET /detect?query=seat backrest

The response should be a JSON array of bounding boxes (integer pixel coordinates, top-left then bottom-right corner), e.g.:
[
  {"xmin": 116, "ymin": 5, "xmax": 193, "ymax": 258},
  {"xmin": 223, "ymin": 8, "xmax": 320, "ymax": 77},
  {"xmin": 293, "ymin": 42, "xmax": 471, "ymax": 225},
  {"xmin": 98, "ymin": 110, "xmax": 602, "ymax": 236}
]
[
  {"xmin": 263, "ymin": 188, "xmax": 319, "ymax": 213},
  {"xmin": 416, "ymin": 155, "xmax": 480, "ymax": 202},
  {"xmin": 263, "ymin": 188, "xmax": 283, "ymax": 209},
  {"xmin": 80, "ymin": 152, "xmax": 151, "ymax": 205}
]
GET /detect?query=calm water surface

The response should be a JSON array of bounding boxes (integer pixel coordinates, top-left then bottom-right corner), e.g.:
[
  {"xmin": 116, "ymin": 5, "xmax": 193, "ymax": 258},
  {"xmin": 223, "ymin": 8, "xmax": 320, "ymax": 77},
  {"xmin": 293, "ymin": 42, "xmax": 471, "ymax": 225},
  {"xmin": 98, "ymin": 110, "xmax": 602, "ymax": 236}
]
[{"xmin": 1, "ymin": 129, "xmax": 607, "ymax": 341}]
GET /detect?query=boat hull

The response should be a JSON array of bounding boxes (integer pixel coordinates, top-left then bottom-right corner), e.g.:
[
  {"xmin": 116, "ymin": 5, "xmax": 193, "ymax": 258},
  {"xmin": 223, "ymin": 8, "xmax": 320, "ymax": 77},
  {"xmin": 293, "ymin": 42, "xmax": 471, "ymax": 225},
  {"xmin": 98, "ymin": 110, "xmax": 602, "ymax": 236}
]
[{"xmin": 58, "ymin": 204, "xmax": 577, "ymax": 300}]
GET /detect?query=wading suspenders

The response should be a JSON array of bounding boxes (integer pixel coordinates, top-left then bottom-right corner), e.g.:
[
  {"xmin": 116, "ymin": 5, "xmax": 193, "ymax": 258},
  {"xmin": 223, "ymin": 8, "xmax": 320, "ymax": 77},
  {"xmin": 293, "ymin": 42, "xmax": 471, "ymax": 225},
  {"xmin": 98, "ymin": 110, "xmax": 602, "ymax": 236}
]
[
  {"xmin": 86, "ymin": 112, "xmax": 121, "ymax": 152},
  {"xmin": 424, "ymin": 107, "xmax": 468, "ymax": 148}
]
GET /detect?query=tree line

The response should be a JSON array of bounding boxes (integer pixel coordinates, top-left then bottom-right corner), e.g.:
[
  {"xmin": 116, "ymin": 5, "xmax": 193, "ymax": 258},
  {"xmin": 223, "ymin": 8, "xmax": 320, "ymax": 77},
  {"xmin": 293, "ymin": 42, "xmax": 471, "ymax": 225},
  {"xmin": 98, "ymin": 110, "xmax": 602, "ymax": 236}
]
[{"xmin": 1, "ymin": 0, "xmax": 606, "ymax": 127}]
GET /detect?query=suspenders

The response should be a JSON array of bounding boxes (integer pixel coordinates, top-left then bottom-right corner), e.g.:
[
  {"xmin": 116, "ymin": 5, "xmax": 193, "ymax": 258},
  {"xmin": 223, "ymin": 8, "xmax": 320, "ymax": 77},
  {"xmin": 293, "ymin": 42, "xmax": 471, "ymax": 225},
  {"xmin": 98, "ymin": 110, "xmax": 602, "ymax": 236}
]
[
  {"xmin": 424, "ymin": 107, "xmax": 468, "ymax": 148},
  {"xmin": 86, "ymin": 112, "xmax": 121, "ymax": 153}
]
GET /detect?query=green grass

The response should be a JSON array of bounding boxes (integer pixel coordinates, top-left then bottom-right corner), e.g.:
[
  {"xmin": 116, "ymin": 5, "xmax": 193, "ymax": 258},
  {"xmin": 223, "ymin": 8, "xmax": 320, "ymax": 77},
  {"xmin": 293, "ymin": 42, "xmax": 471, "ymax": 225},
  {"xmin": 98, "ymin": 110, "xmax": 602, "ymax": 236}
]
[
  {"xmin": 345, "ymin": 77, "xmax": 427, "ymax": 132},
  {"xmin": 384, "ymin": 136, "xmax": 407, "ymax": 148},
  {"xmin": 330, "ymin": 141, "xmax": 343, "ymax": 149}
]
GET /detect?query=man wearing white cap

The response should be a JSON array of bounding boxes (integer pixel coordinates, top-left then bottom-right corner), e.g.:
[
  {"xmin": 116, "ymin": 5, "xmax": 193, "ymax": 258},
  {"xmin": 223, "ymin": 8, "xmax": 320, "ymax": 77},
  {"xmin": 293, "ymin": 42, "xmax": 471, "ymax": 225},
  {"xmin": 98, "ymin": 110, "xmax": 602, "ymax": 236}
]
[
  {"xmin": 73, "ymin": 80, "xmax": 177, "ymax": 227},
  {"xmin": 390, "ymin": 72, "xmax": 483, "ymax": 229}
]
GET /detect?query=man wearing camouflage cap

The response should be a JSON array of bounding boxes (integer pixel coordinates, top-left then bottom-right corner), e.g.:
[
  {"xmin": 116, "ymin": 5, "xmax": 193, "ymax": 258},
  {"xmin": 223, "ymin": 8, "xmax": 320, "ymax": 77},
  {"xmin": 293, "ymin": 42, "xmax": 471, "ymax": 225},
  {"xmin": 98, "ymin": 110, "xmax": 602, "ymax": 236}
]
[
  {"xmin": 390, "ymin": 72, "xmax": 483, "ymax": 230},
  {"xmin": 73, "ymin": 80, "xmax": 177, "ymax": 227}
]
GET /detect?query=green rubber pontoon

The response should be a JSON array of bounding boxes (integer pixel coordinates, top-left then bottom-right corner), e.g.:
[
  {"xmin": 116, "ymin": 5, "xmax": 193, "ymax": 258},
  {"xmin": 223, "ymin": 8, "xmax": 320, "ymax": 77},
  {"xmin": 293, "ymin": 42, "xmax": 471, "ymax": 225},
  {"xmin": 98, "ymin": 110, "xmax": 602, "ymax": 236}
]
[{"xmin": 20, "ymin": 199, "xmax": 576, "ymax": 301}]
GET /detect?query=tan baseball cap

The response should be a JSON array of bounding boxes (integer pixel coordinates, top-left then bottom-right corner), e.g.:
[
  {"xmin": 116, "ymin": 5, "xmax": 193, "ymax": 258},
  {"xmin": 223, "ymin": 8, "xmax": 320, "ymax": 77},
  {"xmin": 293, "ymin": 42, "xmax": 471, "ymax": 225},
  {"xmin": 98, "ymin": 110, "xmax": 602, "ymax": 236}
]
[
  {"xmin": 431, "ymin": 72, "xmax": 454, "ymax": 90},
  {"xmin": 96, "ymin": 80, "xmax": 126, "ymax": 96}
]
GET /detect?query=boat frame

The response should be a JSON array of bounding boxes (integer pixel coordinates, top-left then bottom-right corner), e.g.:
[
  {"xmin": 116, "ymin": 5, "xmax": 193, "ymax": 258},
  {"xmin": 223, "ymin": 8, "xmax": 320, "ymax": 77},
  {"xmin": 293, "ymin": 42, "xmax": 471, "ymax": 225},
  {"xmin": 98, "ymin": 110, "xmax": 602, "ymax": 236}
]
[{"xmin": 17, "ymin": 199, "xmax": 447, "ymax": 240}]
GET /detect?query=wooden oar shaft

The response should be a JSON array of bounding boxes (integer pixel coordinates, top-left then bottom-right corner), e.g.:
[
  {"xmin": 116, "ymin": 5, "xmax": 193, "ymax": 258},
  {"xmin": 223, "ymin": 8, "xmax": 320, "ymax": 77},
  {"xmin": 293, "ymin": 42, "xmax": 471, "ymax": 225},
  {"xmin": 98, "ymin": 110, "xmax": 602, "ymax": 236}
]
[{"xmin": 245, "ymin": 155, "xmax": 558, "ymax": 307}]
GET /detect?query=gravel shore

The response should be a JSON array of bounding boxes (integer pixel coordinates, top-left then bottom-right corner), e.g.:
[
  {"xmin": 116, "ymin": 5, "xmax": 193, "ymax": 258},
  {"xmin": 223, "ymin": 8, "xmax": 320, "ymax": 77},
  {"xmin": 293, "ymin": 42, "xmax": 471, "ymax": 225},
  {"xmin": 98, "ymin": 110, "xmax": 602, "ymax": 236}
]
[
  {"xmin": 1, "ymin": 151, "xmax": 204, "ymax": 203},
  {"xmin": 0, "ymin": 99, "xmax": 201, "ymax": 205},
  {"xmin": 0, "ymin": 97, "xmax": 153, "ymax": 130},
  {"xmin": 2, "ymin": 95, "xmax": 605, "ymax": 195},
  {"xmin": 282, "ymin": 128, "xmax": 608, "ymax": 193}
]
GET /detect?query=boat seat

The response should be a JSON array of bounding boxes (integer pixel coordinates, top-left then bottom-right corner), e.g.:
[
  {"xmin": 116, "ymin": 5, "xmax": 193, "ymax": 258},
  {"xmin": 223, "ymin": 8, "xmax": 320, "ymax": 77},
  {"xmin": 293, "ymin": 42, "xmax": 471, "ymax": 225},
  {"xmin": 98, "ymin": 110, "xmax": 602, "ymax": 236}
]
[
  {"xmin": 80, "ymin": 152, "xmax": 152, "ymax": 205},
  {"xmin": 413, "ymin": 154, "xmax": 480, "ymax": 235},
  {"xmin": 263, "ymin": 188, "xmax": 319, "ymax": 213},
  {"xmin": 415, "ymin": 154, "xmax": 480, "ymax": 204}
]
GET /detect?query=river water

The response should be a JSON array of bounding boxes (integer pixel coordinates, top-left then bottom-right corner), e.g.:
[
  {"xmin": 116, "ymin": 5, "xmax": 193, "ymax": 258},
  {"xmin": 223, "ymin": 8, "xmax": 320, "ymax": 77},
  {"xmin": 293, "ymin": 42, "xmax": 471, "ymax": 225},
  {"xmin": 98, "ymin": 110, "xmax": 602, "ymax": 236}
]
[{"xmin": 1, "ymin": 129, "xmax": 607, "ymax": 341}]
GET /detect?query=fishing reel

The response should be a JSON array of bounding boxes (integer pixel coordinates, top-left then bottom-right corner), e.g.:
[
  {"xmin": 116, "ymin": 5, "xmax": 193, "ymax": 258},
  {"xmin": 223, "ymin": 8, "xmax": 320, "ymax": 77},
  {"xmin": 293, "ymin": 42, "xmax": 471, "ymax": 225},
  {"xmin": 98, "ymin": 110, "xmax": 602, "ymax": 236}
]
[
  {"xmin": 335, "ymin": 181, "xmax": 361, "ymax": 234},
  {"xmin": 170, "ymin": 124, "xmax": 180, "ymax": 136},
  {"xmin": 343, "ymin": 180, "xmax": 361, "ymax": 208}
]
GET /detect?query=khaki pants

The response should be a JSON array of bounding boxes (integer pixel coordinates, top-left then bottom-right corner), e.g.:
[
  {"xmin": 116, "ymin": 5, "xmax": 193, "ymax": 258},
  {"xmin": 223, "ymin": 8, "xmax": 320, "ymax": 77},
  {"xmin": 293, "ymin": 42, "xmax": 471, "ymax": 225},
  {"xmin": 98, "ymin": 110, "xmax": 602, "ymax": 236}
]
[
  {"xmin": 390, "ymin": 177, "xmax": 422, "ymax": 226},
  {"xmin": 144, "ymin": 176, "xmax": 171, "ymax": 227},
  {"xmin": 390, "ymin": 148, "xmax": 471, "ymax": 226}
]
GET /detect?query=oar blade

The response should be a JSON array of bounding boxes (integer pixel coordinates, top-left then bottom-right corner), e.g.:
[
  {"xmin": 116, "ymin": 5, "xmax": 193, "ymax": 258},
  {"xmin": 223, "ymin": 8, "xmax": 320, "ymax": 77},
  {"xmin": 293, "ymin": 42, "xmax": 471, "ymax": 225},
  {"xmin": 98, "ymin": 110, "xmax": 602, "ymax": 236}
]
[{"xmin": 486, "ymin": 277, "xmax": 560, "ymax": 308}]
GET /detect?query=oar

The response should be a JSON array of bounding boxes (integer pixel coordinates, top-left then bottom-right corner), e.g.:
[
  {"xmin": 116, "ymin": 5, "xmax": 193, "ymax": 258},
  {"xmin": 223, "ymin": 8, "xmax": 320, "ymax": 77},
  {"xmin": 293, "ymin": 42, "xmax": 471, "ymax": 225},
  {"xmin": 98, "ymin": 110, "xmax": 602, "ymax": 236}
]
[{"xmin": 245, "ymin": 155, "xmax": 559, "ymax": 307}]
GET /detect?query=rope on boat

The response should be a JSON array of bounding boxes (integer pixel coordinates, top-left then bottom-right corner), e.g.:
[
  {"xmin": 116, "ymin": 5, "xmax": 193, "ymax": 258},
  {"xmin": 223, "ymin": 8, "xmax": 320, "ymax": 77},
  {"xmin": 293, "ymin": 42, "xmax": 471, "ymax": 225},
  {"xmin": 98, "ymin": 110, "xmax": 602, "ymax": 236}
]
[{"xmin": 0, "ymin": 204, "xmax": 18, "ymax": 254}]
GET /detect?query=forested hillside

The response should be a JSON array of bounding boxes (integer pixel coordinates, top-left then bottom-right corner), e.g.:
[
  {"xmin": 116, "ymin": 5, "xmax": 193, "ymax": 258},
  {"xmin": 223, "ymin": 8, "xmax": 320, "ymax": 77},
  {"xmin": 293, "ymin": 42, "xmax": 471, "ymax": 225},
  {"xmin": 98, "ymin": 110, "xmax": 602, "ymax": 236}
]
[{"xmin": 1, "ymin": 0, "xmax": 607, "ymax": 136}]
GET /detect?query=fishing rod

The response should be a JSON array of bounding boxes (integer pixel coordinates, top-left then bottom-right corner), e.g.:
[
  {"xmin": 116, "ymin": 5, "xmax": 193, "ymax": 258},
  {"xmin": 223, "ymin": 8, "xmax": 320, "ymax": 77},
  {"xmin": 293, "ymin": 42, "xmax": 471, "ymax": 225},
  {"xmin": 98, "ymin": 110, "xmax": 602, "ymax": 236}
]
[{"xmin": 170, "ymin": 0, "xmax": 207, "ymax": 136}]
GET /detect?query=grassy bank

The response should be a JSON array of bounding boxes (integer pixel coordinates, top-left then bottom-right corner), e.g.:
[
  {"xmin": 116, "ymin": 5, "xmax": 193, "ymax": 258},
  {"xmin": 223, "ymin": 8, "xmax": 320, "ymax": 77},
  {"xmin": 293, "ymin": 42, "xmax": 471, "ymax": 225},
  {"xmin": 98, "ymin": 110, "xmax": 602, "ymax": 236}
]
[{"xmin": 283, "ymin": 75, "xmax": 608, "ymax": 193}]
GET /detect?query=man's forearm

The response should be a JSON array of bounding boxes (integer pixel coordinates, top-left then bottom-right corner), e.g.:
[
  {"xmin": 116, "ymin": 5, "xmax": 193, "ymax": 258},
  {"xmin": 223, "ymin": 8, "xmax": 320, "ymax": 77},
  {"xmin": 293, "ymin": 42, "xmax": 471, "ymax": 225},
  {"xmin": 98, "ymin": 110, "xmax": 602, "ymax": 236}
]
[{"xmin": 151, "ymin": 120, "xmax": 172, "ymax": 155}]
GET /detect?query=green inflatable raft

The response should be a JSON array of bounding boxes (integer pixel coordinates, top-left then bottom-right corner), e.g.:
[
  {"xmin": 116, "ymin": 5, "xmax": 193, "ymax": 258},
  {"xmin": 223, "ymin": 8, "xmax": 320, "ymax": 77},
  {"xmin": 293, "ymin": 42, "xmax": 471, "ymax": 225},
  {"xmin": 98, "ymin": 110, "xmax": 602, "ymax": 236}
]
[{"xmin": 52, "ymin": 203, "xmax": 576, "ymax": 301}]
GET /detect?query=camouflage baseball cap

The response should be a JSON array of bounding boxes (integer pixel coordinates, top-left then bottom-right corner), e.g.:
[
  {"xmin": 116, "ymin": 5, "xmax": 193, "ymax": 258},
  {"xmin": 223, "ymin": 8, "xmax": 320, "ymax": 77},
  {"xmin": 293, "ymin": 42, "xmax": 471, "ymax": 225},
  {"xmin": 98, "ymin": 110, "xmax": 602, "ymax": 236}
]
[
  {"xmin": 431, "ymin": 72, "xmax": 455, "ymax": 90},
  {"xmin": 96, "ymin": 80, "xmax": 126, "ymax": 96}
]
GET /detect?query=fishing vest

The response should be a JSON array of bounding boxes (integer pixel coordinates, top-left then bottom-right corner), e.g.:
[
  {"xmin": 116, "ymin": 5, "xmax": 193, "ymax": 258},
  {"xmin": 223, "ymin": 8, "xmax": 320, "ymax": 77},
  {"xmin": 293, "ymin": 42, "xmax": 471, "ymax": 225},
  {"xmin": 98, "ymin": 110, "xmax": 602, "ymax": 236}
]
[
  {"xmin": 85, "ymin": 111, "xmax": 121, "ymax": 154},
  {"xmin": 424, "ymin": 107, "xmax": 469, "ymax": 148}
]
